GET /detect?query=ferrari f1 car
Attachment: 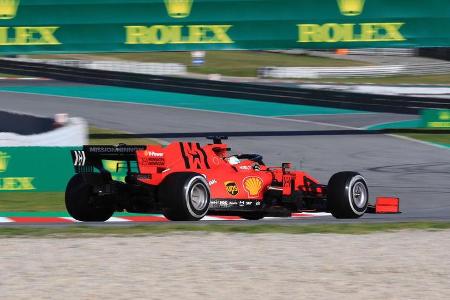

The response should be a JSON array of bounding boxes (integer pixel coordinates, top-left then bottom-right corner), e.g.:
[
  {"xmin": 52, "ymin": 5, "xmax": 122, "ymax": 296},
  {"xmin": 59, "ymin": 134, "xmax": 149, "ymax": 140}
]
[{"xmin": 66, "ymin": 137, "xmax": 398, "ymax": 221}]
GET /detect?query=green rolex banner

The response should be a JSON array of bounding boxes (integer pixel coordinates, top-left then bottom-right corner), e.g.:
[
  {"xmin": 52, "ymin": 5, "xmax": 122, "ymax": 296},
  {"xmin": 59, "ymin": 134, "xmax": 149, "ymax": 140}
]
[
  {"xmin": 0, "ymin": 148, "xmax": 75, "ymax": 192},
  {"xmin": 422, "ymin": 109, "xmax": 450, "ymax": 128},
  {"xmin": 0, "ymin": 147, "xmax": 131, "ymax": 192},
  {"xmin": 0, "ymin": 0, "xmax": 449, "ymax": 54}
]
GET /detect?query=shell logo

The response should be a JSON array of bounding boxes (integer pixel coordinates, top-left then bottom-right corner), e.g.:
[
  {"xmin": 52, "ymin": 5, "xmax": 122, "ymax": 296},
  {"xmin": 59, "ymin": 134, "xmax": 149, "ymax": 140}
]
[{"xmin": 243, "ymin": 177, "xmax": 263, "ymax": 198}]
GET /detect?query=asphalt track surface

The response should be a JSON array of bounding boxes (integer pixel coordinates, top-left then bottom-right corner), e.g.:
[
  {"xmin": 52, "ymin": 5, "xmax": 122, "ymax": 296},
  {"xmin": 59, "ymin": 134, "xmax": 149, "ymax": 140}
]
[{"xmin": 0, "ymin": 81, "xmax": 449, "ymax": 225}]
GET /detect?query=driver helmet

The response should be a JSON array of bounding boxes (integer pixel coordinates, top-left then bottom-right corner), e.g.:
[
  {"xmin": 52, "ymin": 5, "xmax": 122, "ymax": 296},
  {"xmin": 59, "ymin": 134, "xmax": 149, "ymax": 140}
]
[{"xmin": 227, "ymin": 156, "xmax": 240, "ymax": 165}]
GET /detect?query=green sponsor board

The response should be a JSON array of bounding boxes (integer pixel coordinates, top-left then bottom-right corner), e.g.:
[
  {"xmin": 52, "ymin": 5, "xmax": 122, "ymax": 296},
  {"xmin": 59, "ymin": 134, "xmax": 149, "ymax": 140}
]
[
  {"xmin": 0, "ymin": 0, "xmax": 448, "ymax": 54},
  {"xmin": 0, "ymin": 147, "xmax": 129, "ymax": 192},
  {"xmin": 421, "ymin": 109, "xmax": 450, "ymax": 128}
]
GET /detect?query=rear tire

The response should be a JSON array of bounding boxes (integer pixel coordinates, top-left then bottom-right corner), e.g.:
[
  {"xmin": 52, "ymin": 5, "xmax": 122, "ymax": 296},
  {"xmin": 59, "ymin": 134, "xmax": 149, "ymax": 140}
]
[
  {"xmin": 158, "ymin": 173, "xmax": 210, "ymax": 221},
  {"xmin": 65, "ymin": 174, "xmax": 114, "ymax": 222},
  {"xmin": 327, "ymin": 171, "xmax": 369, "ymax": 219}
]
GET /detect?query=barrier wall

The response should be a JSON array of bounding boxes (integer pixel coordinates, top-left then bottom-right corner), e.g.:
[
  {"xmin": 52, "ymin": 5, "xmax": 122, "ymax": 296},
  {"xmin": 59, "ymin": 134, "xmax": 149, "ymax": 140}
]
[
  {"xmin": 0, "ymin": 111, "xmax": 54, "ymax": 135},
  {"xmin": 0, "ymin": 0, "xmax": 449, "ymax": 54},
  {"xmin": 0, "ymin": 116, "xmax": 88, "ymax": 146}
]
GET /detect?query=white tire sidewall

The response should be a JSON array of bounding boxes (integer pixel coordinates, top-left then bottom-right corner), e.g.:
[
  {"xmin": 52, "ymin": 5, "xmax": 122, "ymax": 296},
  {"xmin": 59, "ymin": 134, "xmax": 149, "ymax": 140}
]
[{"xmin": 184, "ymin": 175, "xmax": 210, "ymax": 219}]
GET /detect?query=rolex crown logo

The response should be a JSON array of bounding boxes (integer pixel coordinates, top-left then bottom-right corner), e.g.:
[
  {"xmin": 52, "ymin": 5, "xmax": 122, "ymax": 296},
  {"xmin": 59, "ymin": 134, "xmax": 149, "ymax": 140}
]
[
  {"xmin": 337, "ymin": 0, "xmax": 365, "ymax": 16},
  {"xmin": 0, "ymin": 0, "xmax": 20, "ymax": 20},
  {"xmin": 0, "ymin": 151, "xmax": 10, "ymax": 173},
  {"xmin": 164, "ymin": 0, "xmax": 193, "ymax": 18},
  {"xmin": 439, "ymin": 111, "xmax": 450, "ymax": 121}
]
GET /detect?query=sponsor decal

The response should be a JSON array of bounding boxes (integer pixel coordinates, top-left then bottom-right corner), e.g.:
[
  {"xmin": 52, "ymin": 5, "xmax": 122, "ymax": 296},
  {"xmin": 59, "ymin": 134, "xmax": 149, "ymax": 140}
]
[
  {"xmin": 243, "ymin": 176, "xmax": 263, "ymax": 198},
  {"xmin": 239, "ymin": 165, "xmax": 252, "ymax": 170},
  {"xmin": 73, "ymin": 150, "xmax": 86, "ymax": 166},
  {"xmin": 208, "ymin": 179, "xmax": 217, "ymax": 186},
  {"xmin": 142, "ymin": 150, "xmax": 165, "ymax": 166},
  {"xmin": 87, "ymin": 146, "xmax": 145, "ymax": 153},
  {"xmin": 0, "ymin": 151, "xmax": 35, "ymax": 191},
  {"xmin": 224, "ymin": 181, "xmax": 239, "ymax": 196},
  {"xmin": 297, "ymin": 0, "xmax": 405, "ymax": 44},
  {"xmin": 141, "ymin": 157, "xmax": 165, "ymax": 166},
  {"xmin": 210, "ymin": 199, "xmax": 257, "ymax": 209},
  {"xmin": 147, "ymin": 151, "xmax": 164, "ymax": 157}
]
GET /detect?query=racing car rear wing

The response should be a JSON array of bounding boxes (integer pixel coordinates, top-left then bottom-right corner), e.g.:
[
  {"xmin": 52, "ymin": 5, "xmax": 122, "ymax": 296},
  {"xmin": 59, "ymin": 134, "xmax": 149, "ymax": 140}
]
[{"xmin": 71, "ymin": 145, "xmax": 146, "ymax": 173}]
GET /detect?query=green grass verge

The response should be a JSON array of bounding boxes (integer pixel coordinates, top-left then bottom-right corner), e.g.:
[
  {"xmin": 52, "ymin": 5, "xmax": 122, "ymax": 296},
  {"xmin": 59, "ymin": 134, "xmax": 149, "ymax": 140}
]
[
  {"xmin": 400, "ymin": 133, "xmax": 450, "ymax": 145},
  {"xmin": 1, "ymin": 222, "xmax": 450, "ymax": 237},
  {"xmin": 0, "ymin": 73, "xmax": 22, "ymax": 78},
  {"xmin": 394, "ymin": 129, "xmax": 450, "ymax": 146},
  {"xmin": 31, "ymin": 51, "xmax": 368, "ymax": 77},
  {"xmin": 0, "ymin": 126, "xmax": 159, "ymax": 212},
  {"xmin": 302, "ymin": 74, "xmax": 450, "ymax": 85},
  {"xmin": 0, "ymin": 192, "xmax": 65, "ymax": 212}
]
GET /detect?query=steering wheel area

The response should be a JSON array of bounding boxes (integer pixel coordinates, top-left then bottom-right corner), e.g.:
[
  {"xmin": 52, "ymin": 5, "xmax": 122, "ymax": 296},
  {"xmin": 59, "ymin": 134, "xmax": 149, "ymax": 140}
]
[{"xmin": 236, "ymin": 154, "xmax": 265, "ymax": 166}]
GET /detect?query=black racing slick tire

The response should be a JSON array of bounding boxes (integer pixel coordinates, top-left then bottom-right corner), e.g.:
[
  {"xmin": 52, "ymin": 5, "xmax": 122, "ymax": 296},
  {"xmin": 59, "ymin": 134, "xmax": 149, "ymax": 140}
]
[
  {"xmin": 327, "ymin": 171, "xmax": 369, "ymax": 219},
  {"xmin": 65, "ymin": 174, "xmax": 114, "ymax": 222},
  {"xmin": 158, "ymin": 173, "xmax": 211, "ymax": 221}
]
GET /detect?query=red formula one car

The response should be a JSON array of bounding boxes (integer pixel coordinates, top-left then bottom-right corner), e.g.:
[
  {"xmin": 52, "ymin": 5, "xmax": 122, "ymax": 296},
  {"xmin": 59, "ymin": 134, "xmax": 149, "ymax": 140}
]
[{"xmin": 67, "ymin": 137, "xmax": 398, "ymax": 221}]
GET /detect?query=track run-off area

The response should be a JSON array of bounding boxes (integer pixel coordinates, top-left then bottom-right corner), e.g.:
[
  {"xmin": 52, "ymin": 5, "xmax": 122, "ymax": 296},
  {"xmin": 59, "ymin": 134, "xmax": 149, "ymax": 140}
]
[{"xmin": 0, "ymin": 80, "xmax": 449, "ymax": 224}]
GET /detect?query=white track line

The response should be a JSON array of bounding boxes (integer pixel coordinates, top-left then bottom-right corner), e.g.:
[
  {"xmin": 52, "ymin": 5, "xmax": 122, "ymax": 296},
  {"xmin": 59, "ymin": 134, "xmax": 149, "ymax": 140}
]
[{"xmin": 0, "ymin": 217, "xmax": 13, "ymax": 223}]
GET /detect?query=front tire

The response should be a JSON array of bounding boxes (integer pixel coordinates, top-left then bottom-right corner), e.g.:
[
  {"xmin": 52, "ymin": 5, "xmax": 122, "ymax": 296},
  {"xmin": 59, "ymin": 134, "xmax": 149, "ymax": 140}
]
[
  {"xmin": 158, "ymin": 173, "xmax": 210, "ymax": 221},
  {"xmin": 65, "ymin": 174, "xmax": 114, "ymax": 222},
  {"xmin": 327, "ymin": 171, "xmax": 369, "ymax": 219}
]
